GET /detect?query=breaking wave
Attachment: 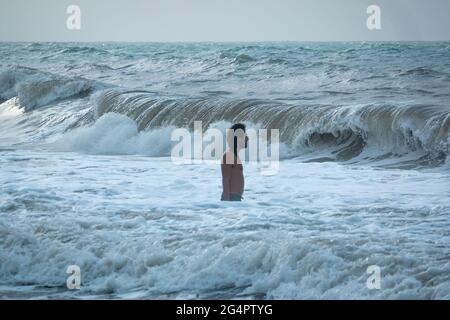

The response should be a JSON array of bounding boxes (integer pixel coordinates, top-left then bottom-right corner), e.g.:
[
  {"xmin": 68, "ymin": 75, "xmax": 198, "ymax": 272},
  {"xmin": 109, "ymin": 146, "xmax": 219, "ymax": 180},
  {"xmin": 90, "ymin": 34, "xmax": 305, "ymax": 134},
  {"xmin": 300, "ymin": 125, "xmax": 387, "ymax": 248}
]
[
  {"xmin": 0, "ymin": 66, "xmax": 99, "ymax": 111},
  {"xmin": 56, "ymin": 113, "xmax": 176, "ymax": 156},
  {"xmin": 65, "ymin": 89, "xmax": 450, "ymax": 165}
]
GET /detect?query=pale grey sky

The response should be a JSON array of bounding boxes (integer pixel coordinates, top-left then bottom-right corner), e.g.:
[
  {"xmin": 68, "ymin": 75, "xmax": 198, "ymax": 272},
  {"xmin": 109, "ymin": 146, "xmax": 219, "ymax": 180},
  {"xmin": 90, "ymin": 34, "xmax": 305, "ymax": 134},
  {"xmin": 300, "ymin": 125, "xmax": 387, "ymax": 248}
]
[{"xmin": 1, "ymin": 0, "xmax": 449, "ymax": 41}]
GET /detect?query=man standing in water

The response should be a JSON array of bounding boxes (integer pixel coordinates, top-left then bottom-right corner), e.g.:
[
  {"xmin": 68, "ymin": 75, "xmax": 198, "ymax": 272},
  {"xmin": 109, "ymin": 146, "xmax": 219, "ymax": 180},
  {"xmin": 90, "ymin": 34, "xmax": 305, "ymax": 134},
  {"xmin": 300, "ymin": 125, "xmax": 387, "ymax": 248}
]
[{"xmin": 221, "ymin": 123, "xmax": 248, "ymax": 201}]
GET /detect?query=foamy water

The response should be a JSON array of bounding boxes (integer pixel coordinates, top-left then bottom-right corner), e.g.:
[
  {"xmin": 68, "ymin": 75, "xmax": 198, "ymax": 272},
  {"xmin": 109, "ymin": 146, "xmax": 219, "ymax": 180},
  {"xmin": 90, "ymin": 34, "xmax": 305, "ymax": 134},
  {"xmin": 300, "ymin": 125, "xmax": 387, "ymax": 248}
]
[
  {"xmin": 0, "ymin": 42, "xmax": 449, "ymax": 299},
  {"xmin": 1, "ymin": 150, "xmax": 449, "ymax": 299}
]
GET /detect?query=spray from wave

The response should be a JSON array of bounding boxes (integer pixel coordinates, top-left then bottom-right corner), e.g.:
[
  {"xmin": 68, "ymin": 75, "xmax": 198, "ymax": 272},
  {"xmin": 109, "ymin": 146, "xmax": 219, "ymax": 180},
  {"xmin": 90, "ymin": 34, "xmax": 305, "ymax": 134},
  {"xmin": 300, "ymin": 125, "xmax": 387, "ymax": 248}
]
[{"xmin": 55, "ymin": 113, "xmax": 175, "ymax": 156}]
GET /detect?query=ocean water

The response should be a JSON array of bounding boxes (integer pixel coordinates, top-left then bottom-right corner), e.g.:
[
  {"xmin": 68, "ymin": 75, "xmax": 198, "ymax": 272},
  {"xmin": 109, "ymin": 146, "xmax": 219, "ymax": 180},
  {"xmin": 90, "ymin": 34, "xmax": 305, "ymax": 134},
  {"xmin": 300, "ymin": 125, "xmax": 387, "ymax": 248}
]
[{"xmin": 0, "ymin": 42, "xmax": 449, "ymax": 299}]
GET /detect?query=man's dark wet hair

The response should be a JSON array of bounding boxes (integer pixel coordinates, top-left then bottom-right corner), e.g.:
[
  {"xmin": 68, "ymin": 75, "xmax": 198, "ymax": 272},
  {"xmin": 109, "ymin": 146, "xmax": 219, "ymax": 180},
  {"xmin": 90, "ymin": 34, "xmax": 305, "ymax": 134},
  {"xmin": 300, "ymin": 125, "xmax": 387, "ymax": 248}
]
[
  {"xmin": 230, "ymin": 123, "xmax": 246, "ymax": 132},
  {"xmin": 230, "ymin": 123, "xmax": 246, "ymax": 156}
]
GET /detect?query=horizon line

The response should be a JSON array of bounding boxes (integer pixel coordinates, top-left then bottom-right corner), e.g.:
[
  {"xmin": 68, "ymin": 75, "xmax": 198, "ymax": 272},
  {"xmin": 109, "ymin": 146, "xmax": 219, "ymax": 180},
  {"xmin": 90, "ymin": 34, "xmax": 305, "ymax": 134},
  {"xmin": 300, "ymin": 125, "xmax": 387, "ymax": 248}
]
[{"xmin": 1, "ymin": 40, "xmax": 450, "ymax": 43}]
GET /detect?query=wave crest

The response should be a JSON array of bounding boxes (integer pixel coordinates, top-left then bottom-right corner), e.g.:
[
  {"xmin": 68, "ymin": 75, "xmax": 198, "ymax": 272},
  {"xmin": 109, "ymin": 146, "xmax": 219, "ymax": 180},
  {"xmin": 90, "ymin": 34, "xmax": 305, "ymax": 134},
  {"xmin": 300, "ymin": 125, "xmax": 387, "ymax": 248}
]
[
  {"xmin": 0, "ymin": 66, "xmax": 97, "ymax": 111},
  {"xmin": 76, "ymin": 89, "xmax": 449, "ymax": 165}
]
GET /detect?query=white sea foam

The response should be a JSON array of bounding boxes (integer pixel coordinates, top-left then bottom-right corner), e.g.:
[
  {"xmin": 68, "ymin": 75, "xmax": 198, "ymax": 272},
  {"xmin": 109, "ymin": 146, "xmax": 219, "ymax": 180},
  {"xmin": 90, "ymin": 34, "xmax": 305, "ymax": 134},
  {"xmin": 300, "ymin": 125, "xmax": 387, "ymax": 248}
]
[
  {"xmin": 0, "ymin": 150, "xmax": 449, "ymax": 299},
  {"xmin": 0, "ymin": 98, "xmax": 23, "ymax": 118}
]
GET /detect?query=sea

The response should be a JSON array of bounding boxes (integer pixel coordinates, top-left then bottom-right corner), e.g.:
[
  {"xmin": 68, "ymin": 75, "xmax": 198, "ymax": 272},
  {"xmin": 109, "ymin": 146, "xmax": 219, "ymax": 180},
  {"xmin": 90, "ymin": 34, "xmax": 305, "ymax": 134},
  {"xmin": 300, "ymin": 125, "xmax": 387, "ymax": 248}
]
[{"xmin": 0, "ymin": 42, "xmax": 449, "ymax": 299}]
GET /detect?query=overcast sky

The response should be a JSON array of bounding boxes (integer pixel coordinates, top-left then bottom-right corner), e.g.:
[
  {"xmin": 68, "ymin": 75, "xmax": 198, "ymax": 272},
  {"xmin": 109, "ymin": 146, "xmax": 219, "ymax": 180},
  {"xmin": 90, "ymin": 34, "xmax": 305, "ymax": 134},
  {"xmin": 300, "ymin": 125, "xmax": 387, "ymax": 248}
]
[{"xmin": 1, "ymin": 0, "xmax": 449, "ymax": 41}]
